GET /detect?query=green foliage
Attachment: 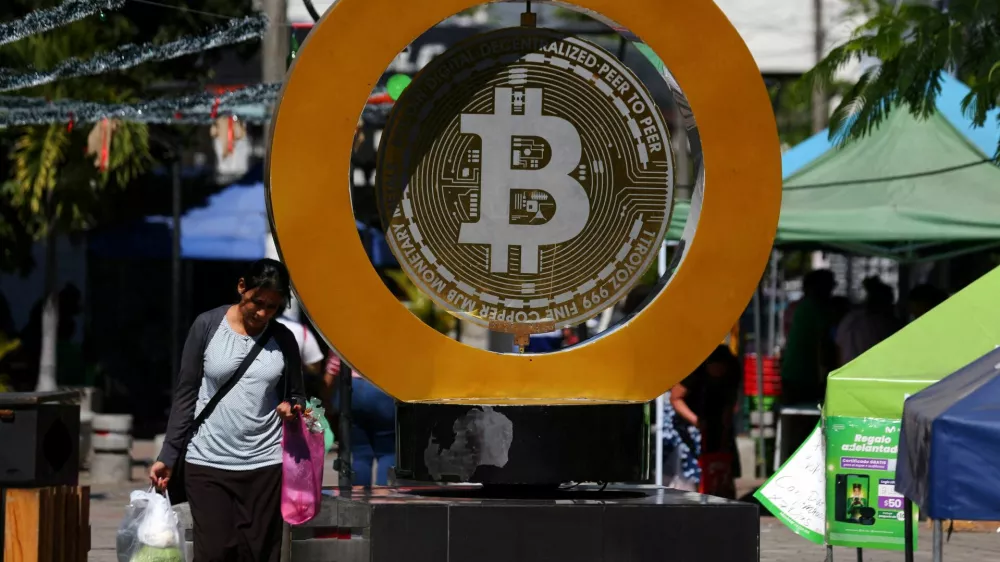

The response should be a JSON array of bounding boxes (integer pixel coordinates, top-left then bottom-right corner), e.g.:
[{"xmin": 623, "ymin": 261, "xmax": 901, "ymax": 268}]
[
  {"xmin": 0, "ymin": 335, "xmax": 19, "ymax": 392},
  {"xmin": 797, "ymin": 0, "xmax": 1000, "ymax": 159}
]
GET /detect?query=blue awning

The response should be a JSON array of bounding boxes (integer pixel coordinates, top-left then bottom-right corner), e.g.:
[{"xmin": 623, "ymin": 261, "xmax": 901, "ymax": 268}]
[
  {"xmin": 897, "ymin": 346, "xmax": 1000, "ymax": 520},
  {"xmin": 90, "ymin": 178, "xmax": 397, "ymax": 266}
]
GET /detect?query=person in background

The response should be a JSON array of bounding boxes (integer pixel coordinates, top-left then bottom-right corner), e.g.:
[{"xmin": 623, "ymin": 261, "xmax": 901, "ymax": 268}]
[
  {"xmin": 907, "ymin": 283, "xmax": 947, "ymax": 321},
  {"xmin": 835, "ymin": 276, "xmax": 900, "ymax": 365},
  {"xmin": 669, "ymin": 345, "xmax": 742, "ymax": 498},
  {"xmin": 829, "ymin": 296, "xmax": 851, "ymax": 339},
  {"xmin": 325, "ymin": 353, "xmax": 396, "ymax": 487},
  {"xmin": 780, "ymin": 269, "xmax": 836, "ymax": 406},
  {"xmin": 150, "ymin": 259, "xmax": 306, "ymax": 561},
  {"xmin": 276, "ymin": 310, "xmax": 325, "ymax": 375}
]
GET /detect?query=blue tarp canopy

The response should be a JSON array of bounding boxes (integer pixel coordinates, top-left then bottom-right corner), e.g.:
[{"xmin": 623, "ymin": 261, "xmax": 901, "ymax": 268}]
[
  {"xmin": 149, "ymin": 179, "xmax": 270, "ymax": 260},
  {"xmin": 896, "ymin": 346, "xmax": 1000, "ymax": 521},
  {"xmin": 90, "ymin": 174, "xmax": 397, "ymax": 266}
]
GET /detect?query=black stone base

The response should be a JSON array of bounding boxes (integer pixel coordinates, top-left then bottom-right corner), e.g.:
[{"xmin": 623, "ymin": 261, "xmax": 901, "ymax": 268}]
[
  {"xmin": 287, "ymin": 486, "xmax": 760, "ymax": 562},
  {"xmin": 395, "ymin": 402, "xmax": 650, "ymax": 485}
]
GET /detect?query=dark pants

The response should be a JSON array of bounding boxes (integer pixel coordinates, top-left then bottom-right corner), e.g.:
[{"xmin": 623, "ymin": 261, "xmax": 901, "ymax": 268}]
[
  {"xmin": 334, "ymin": 377, "xmax": 396, "ymax": 486},
  {"xmin": 185, "ymin": 462, "xmax": 283, "ymax": 562}
]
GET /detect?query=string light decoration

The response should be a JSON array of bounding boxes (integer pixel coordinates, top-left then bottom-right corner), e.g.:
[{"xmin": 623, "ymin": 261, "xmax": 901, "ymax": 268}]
[
  {"xmin": 0, "ymin": 0, "xmax": 125, "ymax": 47},
  {"xmin": 0, "ymin": 84, "xmax": 279, "ymax": 126},
  {"xmin": 0, "ymin": 14, "xmax": 267, "ymax": 93},
  {"xmin": 0, "ymin": 85, "xmax": 398, "ymax": 127}
]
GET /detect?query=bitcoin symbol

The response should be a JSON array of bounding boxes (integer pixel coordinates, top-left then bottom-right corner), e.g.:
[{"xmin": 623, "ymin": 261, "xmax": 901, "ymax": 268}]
[
  {"xmin": 376, "ymin": 27, "xmax": 674, "ymax": 330},
  {"xmin": 458, "ymin": 87, "xmax": 590, "ymax": 274}
]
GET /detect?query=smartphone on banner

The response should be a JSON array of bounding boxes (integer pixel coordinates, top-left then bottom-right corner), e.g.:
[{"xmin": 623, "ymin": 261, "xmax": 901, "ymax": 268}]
[{"xmin": 835, "ymin": 474, "xmax": 870, "ymax": 523}]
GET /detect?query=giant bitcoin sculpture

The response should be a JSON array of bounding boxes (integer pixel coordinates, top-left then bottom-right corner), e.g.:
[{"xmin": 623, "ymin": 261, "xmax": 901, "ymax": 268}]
[
  {"xmin": 268, "ymin": 0, "xmax": 782, "ymax": 402},
  {"xmin": 377, "ymin": 28, "xmax": 672, "ymax": 330}
]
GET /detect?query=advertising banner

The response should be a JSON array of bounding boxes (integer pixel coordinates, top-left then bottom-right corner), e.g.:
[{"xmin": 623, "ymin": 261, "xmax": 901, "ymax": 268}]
[{"xmin": 825, "ymin": 416, "xmax": 917, "ymax": 550}]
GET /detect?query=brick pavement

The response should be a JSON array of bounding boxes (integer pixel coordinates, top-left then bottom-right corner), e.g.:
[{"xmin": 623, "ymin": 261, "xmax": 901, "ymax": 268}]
[
  {"xmin": 84, "ymin": 444, "xmax": 1000, "ymax": 561},
  {"xmin": 760, "ymin": 518, "xmax": 1000, "ymax": 562}
]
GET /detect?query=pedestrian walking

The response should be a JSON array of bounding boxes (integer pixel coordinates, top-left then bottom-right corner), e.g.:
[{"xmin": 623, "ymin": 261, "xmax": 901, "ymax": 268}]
[{"xmin": 150, "ymin": 258, "xmax": 306, "ymax": 561}]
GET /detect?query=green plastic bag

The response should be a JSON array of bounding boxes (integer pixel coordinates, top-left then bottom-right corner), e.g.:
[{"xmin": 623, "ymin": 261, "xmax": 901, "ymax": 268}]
[
  {"xmin": 306, "ymin": 397, "xmax": 335, "ymax": 453},
  {"xmin": 321, "ymin": 414, "xmax": 335, "ymax": 453}
]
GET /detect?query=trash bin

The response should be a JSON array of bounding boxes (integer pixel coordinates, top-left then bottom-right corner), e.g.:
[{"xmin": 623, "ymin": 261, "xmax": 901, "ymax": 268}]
[{"xmin": 0, "ymin": 391, "xmax": 81, "ymax": 487}]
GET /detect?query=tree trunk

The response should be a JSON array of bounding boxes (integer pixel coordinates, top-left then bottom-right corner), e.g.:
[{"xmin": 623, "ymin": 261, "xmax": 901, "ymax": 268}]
[{"xmin": 35, "ymin": 222, "xmax": 59, "ymax": 392}]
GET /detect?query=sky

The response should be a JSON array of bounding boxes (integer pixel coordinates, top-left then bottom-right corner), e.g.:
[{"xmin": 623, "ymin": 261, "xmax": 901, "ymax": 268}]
[{"xmin": 286, "ymin": 0, "xmax": 870, "ymax": 76}]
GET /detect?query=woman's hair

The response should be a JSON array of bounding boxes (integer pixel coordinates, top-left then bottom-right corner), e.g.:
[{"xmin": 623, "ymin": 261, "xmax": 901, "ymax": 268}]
[{"xmin": 242, "ymin": 258, "xmax": 292, "ymax": 306}]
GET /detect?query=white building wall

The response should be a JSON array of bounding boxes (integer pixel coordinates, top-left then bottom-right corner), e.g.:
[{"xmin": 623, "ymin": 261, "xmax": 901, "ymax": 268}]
[{"xmin": 288, "ymin": 0, "xmax": 870, "ymax": 78}]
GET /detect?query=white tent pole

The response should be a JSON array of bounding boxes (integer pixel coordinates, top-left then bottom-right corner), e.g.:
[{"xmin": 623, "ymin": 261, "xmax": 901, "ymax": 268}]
[
  {"xmin": 654, "ymin": 240, "xmax": 668, "ymax": 486},
  {"xmin": 753, "ymin": 284, "xmax": 766, "ymax": 478}
]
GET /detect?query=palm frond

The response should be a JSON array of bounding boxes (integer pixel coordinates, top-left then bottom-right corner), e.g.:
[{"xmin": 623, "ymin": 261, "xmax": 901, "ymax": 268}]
[
  {"xmin": 12, "ymin": 124, "xmax": 69, "ymax": 222},
  {"xmin": 105, "ymin": 121, "xmax": 153, "ymax": 187}
]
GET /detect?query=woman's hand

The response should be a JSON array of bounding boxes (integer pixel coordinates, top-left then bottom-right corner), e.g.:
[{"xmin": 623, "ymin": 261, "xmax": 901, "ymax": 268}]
[
  {"xmin": 150, "ymin": 461, "xmax": 171, "ymax": 490},
  {"xmin": 276, "ymin": 401, "xmax": 303, "ymax": 421}
]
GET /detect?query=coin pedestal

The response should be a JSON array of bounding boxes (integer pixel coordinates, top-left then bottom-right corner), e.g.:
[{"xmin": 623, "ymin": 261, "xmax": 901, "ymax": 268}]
[
  {"xmin": 281, "ymin": 486, "xmax": 758, "ymax": 562},
  {"xmin": 395, "ymin": 402, "xmax": 649, "ymax": 486}
]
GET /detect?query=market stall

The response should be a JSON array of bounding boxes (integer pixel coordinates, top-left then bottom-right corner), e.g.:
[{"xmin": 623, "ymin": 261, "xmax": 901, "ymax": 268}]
[{"xmin": 756, "ymin": 264, "xmax": 1000, "ymax": 555}]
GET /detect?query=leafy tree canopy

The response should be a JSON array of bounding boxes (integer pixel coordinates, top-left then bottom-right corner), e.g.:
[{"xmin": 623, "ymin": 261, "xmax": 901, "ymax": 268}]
[{"xmin": 800, "ymin": 0, "xmax": 1000, "ymax": 159}]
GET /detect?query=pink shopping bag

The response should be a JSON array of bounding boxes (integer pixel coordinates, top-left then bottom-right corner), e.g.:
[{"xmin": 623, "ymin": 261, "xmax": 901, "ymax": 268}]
[{"xmin": 281, "ymin": 416, "xmax": 325, "ymax": 525}]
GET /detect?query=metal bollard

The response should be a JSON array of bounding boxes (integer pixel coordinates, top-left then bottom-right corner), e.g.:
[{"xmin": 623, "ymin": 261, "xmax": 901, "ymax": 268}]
[
  {"xmin": 79, "ymin": 410, "xmax": 94, "ymax": 470},
  {"xmin": 90, "ymin": 414, "xmax": 133, "ymax": 483},
  {"xmin": 58, "ymin": 386, "xmax": 102, "ymax": 469}
]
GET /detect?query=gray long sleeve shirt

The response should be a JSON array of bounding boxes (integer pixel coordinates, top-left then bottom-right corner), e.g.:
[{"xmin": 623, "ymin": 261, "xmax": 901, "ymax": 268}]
[{"xmin": 158, "ymin": 305, "xmax": 305, "ymax": 471}]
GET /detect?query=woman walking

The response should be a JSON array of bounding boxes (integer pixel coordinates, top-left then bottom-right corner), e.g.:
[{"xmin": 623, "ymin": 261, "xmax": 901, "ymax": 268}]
[{"xmin": 150, "ymin": 259, "xmax": 306, "ymax": 561}]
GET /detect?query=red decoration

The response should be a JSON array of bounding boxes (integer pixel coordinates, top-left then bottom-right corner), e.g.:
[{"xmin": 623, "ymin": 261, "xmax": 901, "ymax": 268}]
[
  {"xmin": 210, "ymin": 116, "xmax": 246, "ymax": 159},
  {"xmin": 86, "ymin": 119, "xmax": 117, "ymax": 172}
]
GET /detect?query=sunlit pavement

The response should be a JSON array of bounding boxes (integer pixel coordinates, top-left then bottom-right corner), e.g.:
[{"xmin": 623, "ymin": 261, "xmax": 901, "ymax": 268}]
[{"xmin": 83, "ymin": 443, "xmax": 1000, "ymax": 561}]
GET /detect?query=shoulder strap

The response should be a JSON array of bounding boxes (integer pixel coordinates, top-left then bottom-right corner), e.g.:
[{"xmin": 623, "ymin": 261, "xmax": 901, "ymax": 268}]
[{"xmin": 192, "ymin": 322, "xmax": 274, "ymax": 428}]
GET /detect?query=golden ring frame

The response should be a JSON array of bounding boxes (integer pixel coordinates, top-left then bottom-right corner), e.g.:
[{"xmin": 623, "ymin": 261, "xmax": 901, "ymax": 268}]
[{"xmin": 267, "ymin": 0, "xmax": 781, "ymax": 404}]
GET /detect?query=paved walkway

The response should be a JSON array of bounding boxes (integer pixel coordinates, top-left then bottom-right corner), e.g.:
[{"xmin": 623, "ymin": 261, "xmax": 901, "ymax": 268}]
[
  {"xmin": 88, "ymin": 487, "xmax": 1000, "ymax": 561},
  {"xmin": 85, "ymin": 444, "xmax": 1000, "ymax": 561}
]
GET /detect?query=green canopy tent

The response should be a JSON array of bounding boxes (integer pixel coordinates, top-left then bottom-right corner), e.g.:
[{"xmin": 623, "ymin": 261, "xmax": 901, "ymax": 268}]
[{"xmin": 667, "ymin": 76, "xmax": 1000, "ymax": 262}]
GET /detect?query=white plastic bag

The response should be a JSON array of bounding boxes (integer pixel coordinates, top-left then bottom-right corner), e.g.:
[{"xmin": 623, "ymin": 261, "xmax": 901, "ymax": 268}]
[{"xmin": 116, "ymin": 489, "xmax": 186, "ymax": 562}]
